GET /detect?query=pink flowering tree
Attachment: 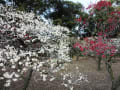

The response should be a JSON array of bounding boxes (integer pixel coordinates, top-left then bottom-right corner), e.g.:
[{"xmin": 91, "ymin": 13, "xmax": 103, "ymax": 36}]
[
  {"xmin": 73, "ymin": 0, "xmax": 120, "ymax": 90},
  {"xmin": 73, "ymin": 32, "xmax": 119, "ymax": 90},
  {"xmin": 73, "ymin": 34, "xmax": 117, "ymax": 69},
  {"xmin": 76, "ymin": 0, "xmax": 120, "ymax": 37}
]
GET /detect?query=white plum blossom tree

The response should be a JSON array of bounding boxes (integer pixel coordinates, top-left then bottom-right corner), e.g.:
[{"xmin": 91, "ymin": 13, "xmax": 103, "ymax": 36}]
[{"xmin": 0, "ymin": 5, "xmax": 88, "ymax": 90}]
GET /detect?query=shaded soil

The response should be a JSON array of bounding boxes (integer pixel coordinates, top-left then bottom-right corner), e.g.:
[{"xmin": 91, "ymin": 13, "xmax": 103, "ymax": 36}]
[{"xmin": 1, "ymin": 56, "xmax": 120, "ymax": 90}]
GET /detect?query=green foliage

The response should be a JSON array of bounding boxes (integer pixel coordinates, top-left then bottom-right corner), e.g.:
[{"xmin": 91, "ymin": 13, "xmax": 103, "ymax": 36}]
[
  {"xmin": 46, "ymin": 0, "xmax": 83, "ymax": 29},
  {"xmin": 0, "ymin": 0, "xmax": 5, "ymax": 4}
]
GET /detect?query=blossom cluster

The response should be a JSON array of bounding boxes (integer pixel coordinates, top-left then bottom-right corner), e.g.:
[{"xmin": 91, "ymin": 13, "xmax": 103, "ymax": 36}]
[
  {"xmin": 73, "ymin": 34, "xmax": 117, "ymax": 58},
  {"xmin": 94, "ymin": 0, "xmax": 112, "ymax": 10},
  {"xmin": 86, "ymin": 0, "xmax": 112, "ymax": 10}
]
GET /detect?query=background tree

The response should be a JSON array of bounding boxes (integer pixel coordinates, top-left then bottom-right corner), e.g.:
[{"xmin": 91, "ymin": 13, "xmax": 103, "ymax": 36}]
[
  {"xmin": 45, "ymin": 0, "xmax": 83, "ymax": 29},
  {"xmin": 0, "ymin": 0, "xmax": 84, "ymax": 30},
  {"xmin": 82, "ymin": 0, "xmax": 120, "ymax": 37}
]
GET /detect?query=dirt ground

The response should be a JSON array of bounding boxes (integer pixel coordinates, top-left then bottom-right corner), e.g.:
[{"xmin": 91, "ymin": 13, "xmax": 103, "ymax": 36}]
[{"xmin": 1, "ymin": 56, "xmax": 120, "ymax": 90}]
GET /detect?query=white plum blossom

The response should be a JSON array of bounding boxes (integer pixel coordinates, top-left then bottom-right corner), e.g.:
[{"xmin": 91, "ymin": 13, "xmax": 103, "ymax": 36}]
[
  {"xmin": 49, "ymin": 77, "xmax": 55, "ymax": 81},
  {"xmin": 42, "ymin": 74, "xmax": 47, "ymax": 81},
  {"xmin": 0, "ymin": 63, "xmax": 4, "ymax": 67},
  {"xmin": 4, "ymin": 82, "xmax": 11, "ymax": 87},
  {"xmin": 3, "ymin": 72, "xmax": 13, "ymax": 79}
]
